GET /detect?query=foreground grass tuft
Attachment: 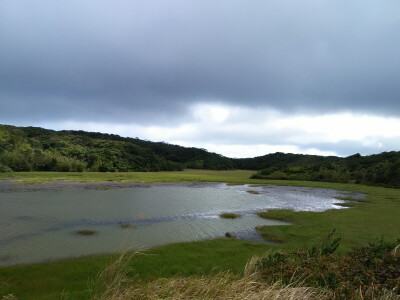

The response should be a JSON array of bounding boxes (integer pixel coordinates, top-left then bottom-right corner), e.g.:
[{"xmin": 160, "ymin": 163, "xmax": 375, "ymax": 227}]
[
  {"xmin": 251, "ymin": 236, "xmax": 400, "ymax": 299},
  {"xmin": 91, "ymin": 253, "xmax": 328, "ymax": 300},
  {"xmin": 91, "ymin": 235, "xmax": 400, "ymax": 299}
]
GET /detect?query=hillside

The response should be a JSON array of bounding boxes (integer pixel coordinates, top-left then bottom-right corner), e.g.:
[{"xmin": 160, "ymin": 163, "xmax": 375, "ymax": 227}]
[
  {"xmin": 252, "ymin": 152, "xmax": 400, "ymax": 187},
  {"xmin": 0, "ymin": 125, "xmax": 399, "ymax": 187},
  {"xmin": 0, "ymin": 125, "xmax": 233, "ymax": 172}
]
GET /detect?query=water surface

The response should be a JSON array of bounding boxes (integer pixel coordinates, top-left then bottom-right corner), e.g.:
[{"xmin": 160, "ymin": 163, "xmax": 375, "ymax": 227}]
[{"xmin": 0, "ymin": 183, "xmax": 357, "ymax": 265}]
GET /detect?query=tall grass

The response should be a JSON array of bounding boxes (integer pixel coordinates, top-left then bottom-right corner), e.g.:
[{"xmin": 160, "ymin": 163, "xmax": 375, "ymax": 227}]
[
  {"xmin": 90, "ymin": 253, "xmax": 328, "ymax": 300},
  {"xmin": 91, "ymin": 235, "xmax": 400, "ymax": 300}
]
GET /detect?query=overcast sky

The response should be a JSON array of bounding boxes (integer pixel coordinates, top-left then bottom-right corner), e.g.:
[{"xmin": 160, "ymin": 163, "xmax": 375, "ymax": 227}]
[{"xmin": 1, "ymin": 0, "xmax": 400, "ymax": 158}]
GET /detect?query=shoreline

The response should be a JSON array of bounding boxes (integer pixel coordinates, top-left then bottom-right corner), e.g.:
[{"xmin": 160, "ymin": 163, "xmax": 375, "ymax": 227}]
[{"xmin": 0, "ymin": 179, "xmax": 220, "ymax": 193}]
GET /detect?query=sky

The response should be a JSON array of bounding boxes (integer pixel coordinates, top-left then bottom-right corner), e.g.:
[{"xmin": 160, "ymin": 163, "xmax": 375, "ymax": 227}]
[{"xmin": 1, "ymin": 0, "xmax": 400, "ymax": 158}]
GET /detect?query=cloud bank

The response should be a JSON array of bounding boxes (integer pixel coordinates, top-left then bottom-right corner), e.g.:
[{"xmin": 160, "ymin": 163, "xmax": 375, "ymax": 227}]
[{"xmin": 1, "ymin": 0, "xmax": 399, "ymax": 157}]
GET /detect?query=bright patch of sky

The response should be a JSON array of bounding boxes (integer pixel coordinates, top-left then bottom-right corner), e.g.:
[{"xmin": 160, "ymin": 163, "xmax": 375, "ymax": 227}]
[{"xmin": 40, "ymin": 104, "xmax": 400, "ymax": 158}]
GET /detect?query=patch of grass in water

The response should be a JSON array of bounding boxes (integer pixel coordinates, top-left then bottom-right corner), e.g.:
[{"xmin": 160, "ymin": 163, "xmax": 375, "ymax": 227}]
[
  {"xmin": 74, "ymin": 229, "xmax": 97, "ymax": 236},
  {"xmin": 220, "ymin": 213, "xmax": 240, "ymax": 219},
  {"xmin": 246, "ymin": 190, "xmax": 260, "ymax": 194},
  {"xmin": 120, "ymin": 223, "xmax": 134, "ymax": 229},
  {"xmin": 225, "ymin": 232, "xmax": 234, "ymax": 238}
]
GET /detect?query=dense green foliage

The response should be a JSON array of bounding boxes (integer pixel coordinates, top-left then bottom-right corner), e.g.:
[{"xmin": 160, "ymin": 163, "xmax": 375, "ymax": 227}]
[
  {"xmin": 252, "ymin": 152, "xmax": 400, "ymax": 187},
  {"xmin": 1, "ymin": 125, "xmax": 399, "ymax": 188},
  {"xmin": 236, "ymin": 152, "xmax": 340, "ymax": 170},
  {"xmin": 0, "ymin": 125, "xmax": 232, "ymax": 172},
  {"xmin": 256, "ymin": 235, "xmax": 400, "ymax": 299}
]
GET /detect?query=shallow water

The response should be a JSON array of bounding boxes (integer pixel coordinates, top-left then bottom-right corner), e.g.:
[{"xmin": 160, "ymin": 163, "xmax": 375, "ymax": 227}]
[{"xmin": 0, "ymin": 183, "xmax": 358, "ymax": 265}]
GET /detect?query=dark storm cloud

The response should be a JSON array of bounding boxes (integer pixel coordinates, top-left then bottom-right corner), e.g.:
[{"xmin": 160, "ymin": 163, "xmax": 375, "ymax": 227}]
[{"xmin": 1, "ymin": 0, "xmax": 400, "ymax": 123}]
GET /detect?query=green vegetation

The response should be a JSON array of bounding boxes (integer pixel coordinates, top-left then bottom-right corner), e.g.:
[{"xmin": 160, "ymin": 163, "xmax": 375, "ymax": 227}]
[
  {"xmin": 0, "ymin": 125, "xmax": 233, "ymax": 172},
  {"xmin": 246, "ymin": 190, "xmax": 260, "ymax": 194},
  {"xmin": 253, "ymin": 235, "xmax": 400, "ymax": 299},
  {"xmin": 0, "ymin": 239, "xmax": 270, "ymax": 300},
  {"xmin": 91, "ymin": 252, "xmax": 326, "ymax": 299},
  {"xmin": 1, "ymin": 171, "xmax": 400, "ymax": 298},
  {"xmin": 252, "ymin": 152, "xmax": 400, "ymax": 188},
  {"xmin": 1, "ymin": 125, "xmax": 400, "ymax": 188},
  {"xmin": 90, "ymin": 234, "xmax": 400, "ymax": 299},
  {"xmin": 0, "ymin": 169, "xmax": 255, "ymax": 185},
  {"xmin": 236, "ymin": 151, "xmax": 340, "ymax": 170},
  {"xmin": 219, "ymin": 213, "xmax": 240, "ymax": 219}
]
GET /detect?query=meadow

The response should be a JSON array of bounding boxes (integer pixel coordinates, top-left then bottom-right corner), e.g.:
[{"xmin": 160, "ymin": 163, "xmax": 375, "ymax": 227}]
[{"xmin": 0, "ymin": 170, "xmax": 399, "ymax": 299}]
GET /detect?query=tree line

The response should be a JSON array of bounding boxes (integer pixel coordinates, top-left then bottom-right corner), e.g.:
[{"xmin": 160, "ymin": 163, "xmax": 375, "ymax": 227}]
[{"xmin": 1, "ymin": 125, "xmax": 399, "ymax": 187}]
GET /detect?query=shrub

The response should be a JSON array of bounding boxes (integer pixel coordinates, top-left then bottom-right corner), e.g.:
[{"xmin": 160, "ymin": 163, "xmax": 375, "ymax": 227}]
[
  {"xmin": 252, "ymin": 233, "xmax": 400, "ymax": 299},
  {"xmin": 0, "ymin": 163, "xmax": 12, "ymax": 172}
]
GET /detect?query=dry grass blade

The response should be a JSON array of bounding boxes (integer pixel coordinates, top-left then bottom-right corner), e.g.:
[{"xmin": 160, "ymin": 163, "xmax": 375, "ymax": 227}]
[{"xmin": 91, "ymin": 252, "xmax": 328, "ymax": 300}]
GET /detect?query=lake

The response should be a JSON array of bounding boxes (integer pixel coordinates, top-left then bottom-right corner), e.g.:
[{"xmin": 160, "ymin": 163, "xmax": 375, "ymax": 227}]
[{"xmin": 0, "ymin": 182, "xmax": 354, "ymax": 265}]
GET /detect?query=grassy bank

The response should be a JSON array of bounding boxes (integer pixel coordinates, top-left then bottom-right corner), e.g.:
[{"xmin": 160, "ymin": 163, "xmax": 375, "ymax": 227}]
[
  {"xmin": 1, "ymin": 170, "xmax": 400, "ymax": 299},
  {"xmin": 0, "ymin": 239, "xmax": 271, "ymax": 300},
  {"xmin": 0, "ymin": 169, "xmax": 257, "ymax": 185}
]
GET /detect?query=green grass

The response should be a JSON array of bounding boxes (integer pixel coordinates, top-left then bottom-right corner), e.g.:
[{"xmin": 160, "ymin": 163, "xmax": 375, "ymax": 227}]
[
  {"xmin": 219, "ymin": 213, "xmax": 240, "ymax": 219},
  {"xmin": 0, "ymin": 239, "xmax": 271, "ymax": 300},
  {"xmin": 1, "ymin": 170, "xmax": 400, "ymax": 299},
  {"xmin": 246, "ymin": 190, "xmax": 260, "ymax": 194},
  {"xmin": 0, "ymin": 169, "xmax": 257, "ymax": 185}
]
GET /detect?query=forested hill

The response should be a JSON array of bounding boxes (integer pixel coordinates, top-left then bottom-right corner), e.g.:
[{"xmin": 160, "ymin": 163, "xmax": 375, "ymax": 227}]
[
  {"xmin": 0, "ymin": 125, "xmax": 399, "ymax": 187},
  {"xmin": 251, "ymin": 152, "xmax": 400, "ymax": 187},
  {"xmin": 0, "ymin": 125, "xmax": 233, "ymax": 172}
]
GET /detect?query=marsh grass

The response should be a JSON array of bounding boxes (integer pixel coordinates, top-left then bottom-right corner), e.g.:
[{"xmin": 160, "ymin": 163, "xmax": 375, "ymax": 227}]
[
  {"xmin": 246, "ymin": 190, "xmax": 260, "ymax": 194},
  {"xmin": 75, "ymin": 229, "xmax": 97, "ymax": 236},
  {"xmin": 88, "ymin": 250, "xmax": 138, "ymax": 300},
  {"xmin": 2, "ymin": 172, "xmax": 400, "ymax": 298},
  {"xmin": 255, "ymin": 226, "xmax": 285, "ymax": 244},
  {"xmin": 220, "ymin": 213, "xmax": 240, "ymax": 219},
  {"xmin": 120, "ymin": 223, "xmax": 134, "ymax": 229},
  {"xmin": 225, "ymin": 232, "xmax": 234, "ymax": 238},
  {"xmin": 257, "ymin": 210, "xmax": 296, "ymax": 223},
  {"xmin": 91, "ymin": 253, "xmax": 328, "ymax": 300},
  {"xmin": 250, "ymin": 237, "xmax": 400, "ymax": 299}
]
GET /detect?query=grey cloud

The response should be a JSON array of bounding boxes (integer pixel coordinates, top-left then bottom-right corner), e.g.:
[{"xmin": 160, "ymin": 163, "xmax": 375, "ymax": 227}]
[
  {"xmin": 1, "ymin": 0, "xmax": 400, "ymax": 124},
  {"xmin": 301, "ymin": 137, "xmax": 400, "ymax": 157}
]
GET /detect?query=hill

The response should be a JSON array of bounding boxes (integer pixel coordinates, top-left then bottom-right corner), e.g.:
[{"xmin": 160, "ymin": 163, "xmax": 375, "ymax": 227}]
[
  {"xmin": 0, "ymin": 125, "xmax": 233, "ymax": 172},
  {"xmin": 0, "ymin": 124, "xmax": 399, "ymax": 187}
]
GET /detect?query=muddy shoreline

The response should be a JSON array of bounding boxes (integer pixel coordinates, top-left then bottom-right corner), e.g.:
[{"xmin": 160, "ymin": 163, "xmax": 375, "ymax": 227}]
[{"xmin": 0, "ymin": 180, "xmax": 218, "ymax": 192}]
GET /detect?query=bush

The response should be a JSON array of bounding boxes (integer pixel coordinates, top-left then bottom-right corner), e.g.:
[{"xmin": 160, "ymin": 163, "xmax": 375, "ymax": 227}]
[
  {"xmin": 0, "ymin": 151, "xmax": 32, "ymax": 171},
  {"xmin": 253, "ymin": 233, "xmax": 400, "ymax": 299},
  {"xmin": 0, "ymin": 163, "xmax": 12, "ymax": 172}
]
